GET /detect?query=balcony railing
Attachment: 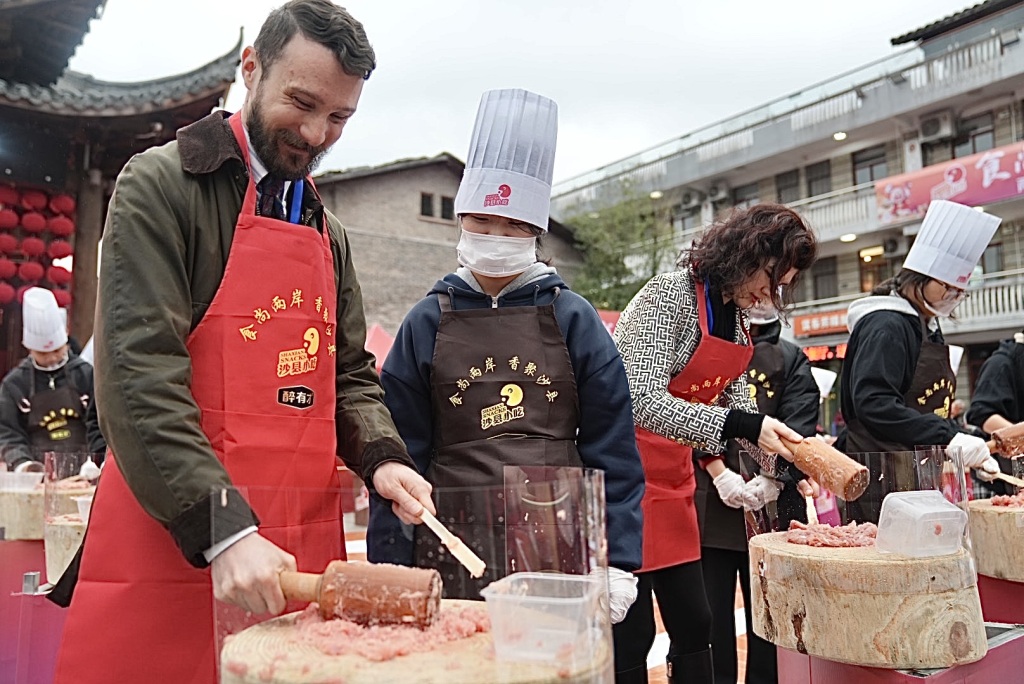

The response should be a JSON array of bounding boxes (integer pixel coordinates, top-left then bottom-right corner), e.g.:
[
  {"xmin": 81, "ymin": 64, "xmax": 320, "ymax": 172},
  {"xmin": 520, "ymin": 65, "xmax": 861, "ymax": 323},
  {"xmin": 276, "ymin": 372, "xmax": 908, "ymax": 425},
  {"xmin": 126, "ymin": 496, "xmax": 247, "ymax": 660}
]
[
  {"xmin": 787, "ymin": 183, "xmax": 877, "ymax": 242},
  {"xmin": 789, "ymin": 268, "xmax": 1024, "ymax": 338}
]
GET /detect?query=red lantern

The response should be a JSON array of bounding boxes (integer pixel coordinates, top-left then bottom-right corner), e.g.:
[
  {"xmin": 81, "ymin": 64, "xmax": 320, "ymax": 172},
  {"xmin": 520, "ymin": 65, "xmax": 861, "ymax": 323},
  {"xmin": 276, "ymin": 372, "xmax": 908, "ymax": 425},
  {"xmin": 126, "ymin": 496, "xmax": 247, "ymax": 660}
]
[
  {"xmin": 20, "ymin": 237, "xmax": 46, "ymax": 257},
  {"xmin": 16, "ymin": 285, "xmax": 31, "ymax": 303},
  {"xmin": 20, "ymin": 212, "xmax": 46, "ymax": 233},
  {"xmin": 49, "ymin": 194, "xmax": 76, "ymax": 216},
  {"xmin": 52, "ymin": 289, "xmax": 71, "ymax": 308},
  {"xmin": 0, "ymin": 209, "xmax": 17, "ymax": 230},
  {"xmin": 0, "ymin": 282, "xmax": 15, "ymax": 304},
  {"xmin": 46, "ymin": 265, "xmax": 72, "ymax": 286},
  {"xmin": 47, "ymin": 215, "xmax": 75, "ymax": 237},
  {"xmin": 18, "ymin": 261, "xmax": 44, "ymax": 282},
  {"xmin": 0, "ymin": 186, "xmax": 18, "ymax": 206},
  {"xmin": 20, "ymin": 190, "xmax": 48, "ymax": 211},
  {"xmin": 0, "ymin": 234, "xmax": 17, "ymax": 254},
  {"xmin": 48, "ymin": 240, "xmax": 73, "ymax": 260},
  {"xmin": 0, "ymin": 258, "xmax": 16, "ymax": 280}
]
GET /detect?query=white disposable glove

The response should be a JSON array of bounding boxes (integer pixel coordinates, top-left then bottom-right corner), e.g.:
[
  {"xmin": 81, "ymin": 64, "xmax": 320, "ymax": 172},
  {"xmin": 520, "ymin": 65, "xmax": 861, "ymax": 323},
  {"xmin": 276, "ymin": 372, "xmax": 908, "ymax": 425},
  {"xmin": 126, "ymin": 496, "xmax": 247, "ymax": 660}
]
[
  {"xmin": 606, "ymin": 567, "xmax": 638, "ymax": 624},
  {"xmin": 713, "ymin": 469, "xmax": 754, "ymax": 509},
  {"xmin": 742, "ymin": 475, "xmax": 783, "ymax": 511},
  {"xmin": 950, "ymin": 432, "xmax": 991, "ymax": 469}
]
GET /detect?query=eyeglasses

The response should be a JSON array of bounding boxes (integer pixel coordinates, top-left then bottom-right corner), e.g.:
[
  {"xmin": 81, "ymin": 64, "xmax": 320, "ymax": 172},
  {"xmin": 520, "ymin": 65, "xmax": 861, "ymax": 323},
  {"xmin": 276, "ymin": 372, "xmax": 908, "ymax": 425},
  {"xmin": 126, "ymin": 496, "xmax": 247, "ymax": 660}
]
[{"xmin": 939, "ymin": 282, "xmax": 970, "ymax": 304}]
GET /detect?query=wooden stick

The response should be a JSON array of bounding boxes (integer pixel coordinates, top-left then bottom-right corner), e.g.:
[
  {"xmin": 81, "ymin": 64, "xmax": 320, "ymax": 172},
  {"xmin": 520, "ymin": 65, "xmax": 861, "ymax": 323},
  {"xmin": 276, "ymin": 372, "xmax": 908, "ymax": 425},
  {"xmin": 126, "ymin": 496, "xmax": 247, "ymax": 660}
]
[
  {"xmin": 805, "ymin": 494, "xmax": 819, "ymax": 525},
  {"xmin": 419, "ymin": 508, "xmax": 486, "ymax": 578},
  {"xmin": 993, "ymin": 471, "xmax": 1024, "ymax": 489}
]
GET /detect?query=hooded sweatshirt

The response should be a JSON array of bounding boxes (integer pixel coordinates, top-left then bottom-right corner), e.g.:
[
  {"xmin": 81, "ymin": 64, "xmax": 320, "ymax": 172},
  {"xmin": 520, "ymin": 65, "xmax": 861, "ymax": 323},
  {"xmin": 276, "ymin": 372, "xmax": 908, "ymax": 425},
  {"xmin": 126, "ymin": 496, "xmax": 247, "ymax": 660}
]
[
  {"xmin": 367, "ymin": 267, "xmax": 644, "ymax": 572},
  {"xmin": 839, "ymin": 293, "xmax": 957, "ymax": 449},
  {"xmin": 966, "ymin": 333, "xmax": 1024, "ymax": 429}
]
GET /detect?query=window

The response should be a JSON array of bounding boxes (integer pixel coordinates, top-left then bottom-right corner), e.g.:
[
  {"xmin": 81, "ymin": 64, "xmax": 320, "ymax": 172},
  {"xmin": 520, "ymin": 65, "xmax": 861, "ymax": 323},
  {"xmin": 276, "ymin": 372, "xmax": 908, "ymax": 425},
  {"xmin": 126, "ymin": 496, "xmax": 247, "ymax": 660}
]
[
  {"xmin": 440, "ymin": 196, "xmax": 455, "ymax": 220},
  {"xmin": 420, "ymin": 193, "xmax": 434, "ymax": 217},
  {"xmin": 981, "ymin": 242, "xmax": 1003, "ymax": 274},
  {"xmin": 858, "ymin": 245, "xmax": 895, "ymax": 292},
  {"xmin": 853, "ymin": 145, "xmax": 888, "ymax": 185},
  {"xmin": 811, "ymin": 256, "xmax": 839, "ymax": 300},
  {"xmin": 806, "ymin": 160, "xmax": 832, "ymax": 197},
  {"xmin": 732, "ymin": 182, "xmax": 759, "ymax": 210},
  {"xmin": 776, "ymin": 170, "xmax": 800, "ymax": 204},
  {"xmin": 953, "ymin": 113, "xmax": 995, "ymax": 159}
]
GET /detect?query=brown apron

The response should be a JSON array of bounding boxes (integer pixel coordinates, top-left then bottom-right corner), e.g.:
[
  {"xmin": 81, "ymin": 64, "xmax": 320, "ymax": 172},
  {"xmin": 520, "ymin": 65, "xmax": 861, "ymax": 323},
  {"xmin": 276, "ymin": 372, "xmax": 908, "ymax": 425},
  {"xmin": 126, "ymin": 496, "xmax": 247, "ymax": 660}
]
[
  {"xmin": 27, "ymin": 368, "xmax": 89, "ymax": 453},
  {"xmin": 695, "ymin": 340, "xmax": 784, "ymax": 551},
  {"xmin": 845, "ymin": 318, "xmax": 954, "ymax": 519},
  {"xmin": 414, "ymin": 290, "xmax": 582, "ymax": 598}
]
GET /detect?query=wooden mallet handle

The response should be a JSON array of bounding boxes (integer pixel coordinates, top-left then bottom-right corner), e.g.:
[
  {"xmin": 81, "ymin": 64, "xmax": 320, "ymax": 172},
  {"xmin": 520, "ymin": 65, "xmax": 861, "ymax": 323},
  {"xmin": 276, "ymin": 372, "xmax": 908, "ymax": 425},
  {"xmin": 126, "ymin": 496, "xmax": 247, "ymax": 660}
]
[{"xmin": 780, "ymin": 437, "xmax": 869, "ymax": 501}]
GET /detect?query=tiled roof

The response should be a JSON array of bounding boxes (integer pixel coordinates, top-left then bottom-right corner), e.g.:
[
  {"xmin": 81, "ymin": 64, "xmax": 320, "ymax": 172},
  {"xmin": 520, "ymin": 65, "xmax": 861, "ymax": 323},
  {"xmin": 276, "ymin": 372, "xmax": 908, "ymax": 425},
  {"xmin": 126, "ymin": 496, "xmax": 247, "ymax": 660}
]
[
  {"xmin": 0, "ymin": 0, "xmax": 106, "ymax": 85},
  {"xmin": 0, "ymin": 32, "xmax": 240, "ymax": 116},
  {"xmin": 316, "ymin": 153, "xmax": 465, "ymax": 184},
  {"xmin": 891, "ymin": 0, "xmax": 1022, "ymax": 45}
]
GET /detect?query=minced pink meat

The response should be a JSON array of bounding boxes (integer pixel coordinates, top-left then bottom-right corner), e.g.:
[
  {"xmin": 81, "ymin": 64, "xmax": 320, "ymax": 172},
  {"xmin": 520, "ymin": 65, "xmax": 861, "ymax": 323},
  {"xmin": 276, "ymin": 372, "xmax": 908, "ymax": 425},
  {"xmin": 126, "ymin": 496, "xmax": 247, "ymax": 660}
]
[
  {"xmin": 992, "ymin": 493, "xmax": 1024, "ymax": 507},
  {"xmin": 785, "ymin": 520, "xmax": 877, "ymax": 547},
  {"xmin": 296, "ymin": 604, "xmax": 490, "ymax": 662}
]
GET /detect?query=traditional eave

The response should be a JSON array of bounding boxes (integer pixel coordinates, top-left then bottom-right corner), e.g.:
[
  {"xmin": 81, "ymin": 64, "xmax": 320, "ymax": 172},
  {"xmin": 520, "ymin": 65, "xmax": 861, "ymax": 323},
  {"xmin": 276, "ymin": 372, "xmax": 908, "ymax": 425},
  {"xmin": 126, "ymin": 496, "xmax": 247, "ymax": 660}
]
[
  {"xmin": 316, "ymin": 153, "xmax": 466, "ymax": 184},
  {"xmin": 0, "ymin": 0, "xmax": 106, "ymax": 85},
  {"xmin": 891, "ymin": 0, "xmax": 1022, "ymax": 45},
  {"xmin": 0, "ymin": 31, "xmax": 241, "ymax": 117}
]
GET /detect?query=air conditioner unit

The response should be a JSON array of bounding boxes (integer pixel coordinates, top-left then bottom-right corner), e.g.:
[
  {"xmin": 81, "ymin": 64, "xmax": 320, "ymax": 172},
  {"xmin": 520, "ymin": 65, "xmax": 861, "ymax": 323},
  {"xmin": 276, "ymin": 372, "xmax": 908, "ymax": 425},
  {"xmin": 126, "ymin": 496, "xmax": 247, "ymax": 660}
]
[
  {"xmin": 680, "ymin": 190, "xmax": 705, "ymax": 210},
  {"xmin": 883, "ymin": 235, "xmax": 909, "ymax": 258},
  {"xmin": 707, "ymin": 183, "xmax": 730, "ymax": 203},
  {"xmin": 919, "ymin": 111, "xmax": 954, "ymax": 144}
]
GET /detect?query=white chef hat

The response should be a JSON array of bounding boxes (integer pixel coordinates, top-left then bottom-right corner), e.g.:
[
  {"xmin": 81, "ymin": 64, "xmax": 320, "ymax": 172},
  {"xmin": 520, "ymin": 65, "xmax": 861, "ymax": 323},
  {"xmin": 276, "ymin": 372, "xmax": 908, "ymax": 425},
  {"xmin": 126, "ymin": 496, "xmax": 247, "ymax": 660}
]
[
  {"xmin": 903, "ymin": 201, "xmax": 1001, "ymax": 287},
  {"xmin": 454, "ymin": 88, "xmax": 558, "ymax": 232},
  {"xmin": 746, "ymin": 301, "xmax": 779, "ymax": 325},
  {"xmin": 22, "ymin": 287, "xmax": 68, "ymax": 352}
]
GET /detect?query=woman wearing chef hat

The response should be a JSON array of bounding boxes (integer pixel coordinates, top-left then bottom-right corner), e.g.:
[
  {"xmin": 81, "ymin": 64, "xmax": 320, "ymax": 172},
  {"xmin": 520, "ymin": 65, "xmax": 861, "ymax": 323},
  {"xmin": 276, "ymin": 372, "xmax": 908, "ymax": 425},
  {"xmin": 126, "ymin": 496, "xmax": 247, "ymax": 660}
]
[
  {"xmin": 0, "ymin": 287, "xmax": 104, "ymax": 471},
  {"xmin": 367, "ymin": 89, "xmax": 644, "ymax": 616},
  {"xmin": 612, "ymin": 204, "xmax": 816, "ymax": 683},
  {"xmin": 695, "ymin": 300, "xmax": 821, "ymax": 684},
  {"xmin": 840, "ymin": 200, "xmax": 1001, "ymax": 477}
]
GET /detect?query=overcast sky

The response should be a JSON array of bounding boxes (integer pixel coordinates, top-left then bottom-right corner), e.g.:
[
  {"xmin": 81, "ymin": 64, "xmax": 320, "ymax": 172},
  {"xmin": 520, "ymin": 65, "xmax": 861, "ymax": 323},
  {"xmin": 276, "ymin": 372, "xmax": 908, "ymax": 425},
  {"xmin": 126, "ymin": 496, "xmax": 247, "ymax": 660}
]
[{"xmin": 68, "ymin": 0, "xmax": 976, "ymax": 184}]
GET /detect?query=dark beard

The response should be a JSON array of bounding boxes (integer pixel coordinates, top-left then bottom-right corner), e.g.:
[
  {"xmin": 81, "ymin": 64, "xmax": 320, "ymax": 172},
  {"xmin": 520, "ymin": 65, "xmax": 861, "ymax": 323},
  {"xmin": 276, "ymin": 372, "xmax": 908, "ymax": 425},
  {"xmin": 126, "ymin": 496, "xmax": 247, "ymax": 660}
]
[{"xmin": 248, "ymin": 96, "xmax": 329, "ymax": 180}]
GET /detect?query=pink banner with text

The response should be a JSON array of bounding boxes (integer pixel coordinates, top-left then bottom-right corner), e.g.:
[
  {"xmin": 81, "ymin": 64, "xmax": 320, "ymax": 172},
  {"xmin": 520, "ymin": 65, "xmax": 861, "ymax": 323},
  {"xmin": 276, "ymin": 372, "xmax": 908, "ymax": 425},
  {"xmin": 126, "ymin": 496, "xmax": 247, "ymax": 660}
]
[{"xmin": 876, "ymin": 140, "xmax": 1024, "ymax": 225}]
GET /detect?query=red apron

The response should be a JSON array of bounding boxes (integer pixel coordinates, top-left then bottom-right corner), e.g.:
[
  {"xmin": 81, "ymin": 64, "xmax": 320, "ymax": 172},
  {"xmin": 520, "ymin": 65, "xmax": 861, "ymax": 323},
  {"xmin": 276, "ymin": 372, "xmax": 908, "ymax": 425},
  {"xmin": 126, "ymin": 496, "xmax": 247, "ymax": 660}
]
[
  {"xmin": 636, "ymin": 279, "xmax": 753, "ymax": 571},
  {"xmin": 53, "ymin": 113, "xmax": 345, "ymax": 684}
]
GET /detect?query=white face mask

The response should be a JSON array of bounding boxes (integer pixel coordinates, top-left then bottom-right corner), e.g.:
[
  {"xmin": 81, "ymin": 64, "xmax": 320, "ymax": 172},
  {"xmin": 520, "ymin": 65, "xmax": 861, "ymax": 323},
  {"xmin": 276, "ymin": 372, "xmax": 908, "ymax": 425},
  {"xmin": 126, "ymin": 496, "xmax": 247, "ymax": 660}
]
[
  {"xmin": 456, "ymin": 229, "xmax": 537, "ymax": 277},
  {"xmin": 922, "ymin": 284, "xmax": 967, "ymax": 318},
  {"xmin": 32, "ymin": 353, "xmax": 69, "ymax": 372}
]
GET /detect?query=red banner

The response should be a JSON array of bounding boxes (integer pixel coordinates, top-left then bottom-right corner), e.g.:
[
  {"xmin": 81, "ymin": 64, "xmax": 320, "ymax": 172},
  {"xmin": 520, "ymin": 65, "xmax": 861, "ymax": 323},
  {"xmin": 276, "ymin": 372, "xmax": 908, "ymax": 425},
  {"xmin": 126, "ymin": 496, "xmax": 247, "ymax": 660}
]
[
  {"xmin": 876, "ymin": 140, "xmax": 1024, "ymax": 225},
  {"xmin": 596, "ymin": 309, "xmax": 620, "ymax": 336},
  {"xmin": 792, "ymin": 308, "xmax": 848, "ymax": 338}
]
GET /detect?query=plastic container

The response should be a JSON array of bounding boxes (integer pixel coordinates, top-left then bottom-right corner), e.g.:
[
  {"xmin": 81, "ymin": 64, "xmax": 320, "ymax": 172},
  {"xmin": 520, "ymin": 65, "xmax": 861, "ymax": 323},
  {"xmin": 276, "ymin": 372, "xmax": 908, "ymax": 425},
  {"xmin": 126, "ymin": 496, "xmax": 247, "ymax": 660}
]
[
  {"xmin": 0, "ymin": 471, "xmax": 44, "ymax": 491},
  {"xmin": 480, "ymin": 572, "xmax": 601, "ymax": 665},
  {"xmin": 876, "ymin": 490, "xmax": 967, "ymax": 557},
  {"xmin": 72, "ymin": 495, "xmax": 93, "ymax": 521}
]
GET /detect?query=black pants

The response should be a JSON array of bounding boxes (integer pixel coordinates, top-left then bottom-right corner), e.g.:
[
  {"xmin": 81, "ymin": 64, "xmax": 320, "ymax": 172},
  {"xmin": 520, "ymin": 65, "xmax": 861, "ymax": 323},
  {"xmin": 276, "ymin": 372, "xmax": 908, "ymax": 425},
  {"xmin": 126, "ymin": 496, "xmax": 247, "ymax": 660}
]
[
  {"xmin": 700, "ymin": 546, "xmax": 777, "ymax": 684},
  {"xmin": 612, "ymin": 560, "xmax": 712, "ymax": 674}
]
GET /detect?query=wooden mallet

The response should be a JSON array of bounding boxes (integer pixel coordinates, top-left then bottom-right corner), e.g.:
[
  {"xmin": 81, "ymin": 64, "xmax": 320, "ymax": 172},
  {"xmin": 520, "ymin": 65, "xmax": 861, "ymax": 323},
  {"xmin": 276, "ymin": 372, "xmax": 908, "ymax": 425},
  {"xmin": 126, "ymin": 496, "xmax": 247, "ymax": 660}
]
[
  {"xmin": 780, "ymin": 437, "xmax": 869, "ymax": 501},
  {"xmin": 279, "ymin": 560, "xmax": 442, "ymax": 628}
]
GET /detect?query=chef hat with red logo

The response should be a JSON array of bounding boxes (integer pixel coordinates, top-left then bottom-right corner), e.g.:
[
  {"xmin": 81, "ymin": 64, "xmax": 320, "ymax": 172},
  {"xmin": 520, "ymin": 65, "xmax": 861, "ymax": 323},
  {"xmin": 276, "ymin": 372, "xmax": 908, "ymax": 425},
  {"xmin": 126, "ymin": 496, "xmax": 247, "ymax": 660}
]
[
  {"xmin": 903, "ymin": 201, "xmax": 1001, "ymax": 287},
  {"xmin": 22, "ymin": 286, "xmax": 67, "ymax": 352},
  {"xmin": 453, "ymin": 89, "xmax": 557, "ymax": 232}
]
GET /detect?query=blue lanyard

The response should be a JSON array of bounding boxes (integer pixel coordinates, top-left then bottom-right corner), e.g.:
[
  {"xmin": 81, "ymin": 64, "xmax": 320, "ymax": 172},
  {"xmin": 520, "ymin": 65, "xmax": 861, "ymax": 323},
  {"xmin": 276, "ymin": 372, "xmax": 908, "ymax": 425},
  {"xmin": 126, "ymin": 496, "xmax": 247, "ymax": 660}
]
[
  {"xmin": 288, "ymin": 180, "xmax": 304, "ymax": 224},
  {"xmin": 703, "ymin": 278, "xmax": 715, "ymax": 331}
]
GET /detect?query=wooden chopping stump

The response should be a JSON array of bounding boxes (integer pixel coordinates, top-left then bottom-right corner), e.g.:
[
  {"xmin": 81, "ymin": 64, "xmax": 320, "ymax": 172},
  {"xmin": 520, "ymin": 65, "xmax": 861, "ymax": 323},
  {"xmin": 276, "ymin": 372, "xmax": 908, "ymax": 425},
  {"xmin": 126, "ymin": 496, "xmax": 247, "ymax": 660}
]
[
  {"xmin": 0, "ymin": 488, "xmax": 44, "ymax": 540},
  {"xmin": 219, "ymin": 599, "xmax": 611, "ymax": 684},
  {"xmin": 748, "ymin": 531, "xmax": 987, "ymax": 669},
  {"xmin": 969, "ymin": 499, "xmax": 1024, "ymax": 583}
]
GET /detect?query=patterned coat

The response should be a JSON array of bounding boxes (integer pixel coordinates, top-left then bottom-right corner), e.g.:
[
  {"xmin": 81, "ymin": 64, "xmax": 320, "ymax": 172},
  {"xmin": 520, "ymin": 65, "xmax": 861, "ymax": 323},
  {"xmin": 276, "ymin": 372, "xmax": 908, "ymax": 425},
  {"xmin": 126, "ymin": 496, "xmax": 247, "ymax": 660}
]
[{"xmin": 613, "ymin": 266, "xmax": 780, "ymax": 475}]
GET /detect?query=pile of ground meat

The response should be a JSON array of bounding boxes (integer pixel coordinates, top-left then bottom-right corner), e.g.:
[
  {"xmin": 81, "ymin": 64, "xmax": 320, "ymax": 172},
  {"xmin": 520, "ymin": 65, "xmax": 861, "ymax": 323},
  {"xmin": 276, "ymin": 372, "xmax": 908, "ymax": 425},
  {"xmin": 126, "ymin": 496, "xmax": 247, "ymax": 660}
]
[
  {"xmin": 991, "ymin": 492, "xmax": 1024, "ymax": 507},
  {"xmin": 785, "ymin": 520, "xmax": 878, "ymax": 547},
  {"xmin": 296, "ymin": 603, "xmax": 490, "ymax": 661}
]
